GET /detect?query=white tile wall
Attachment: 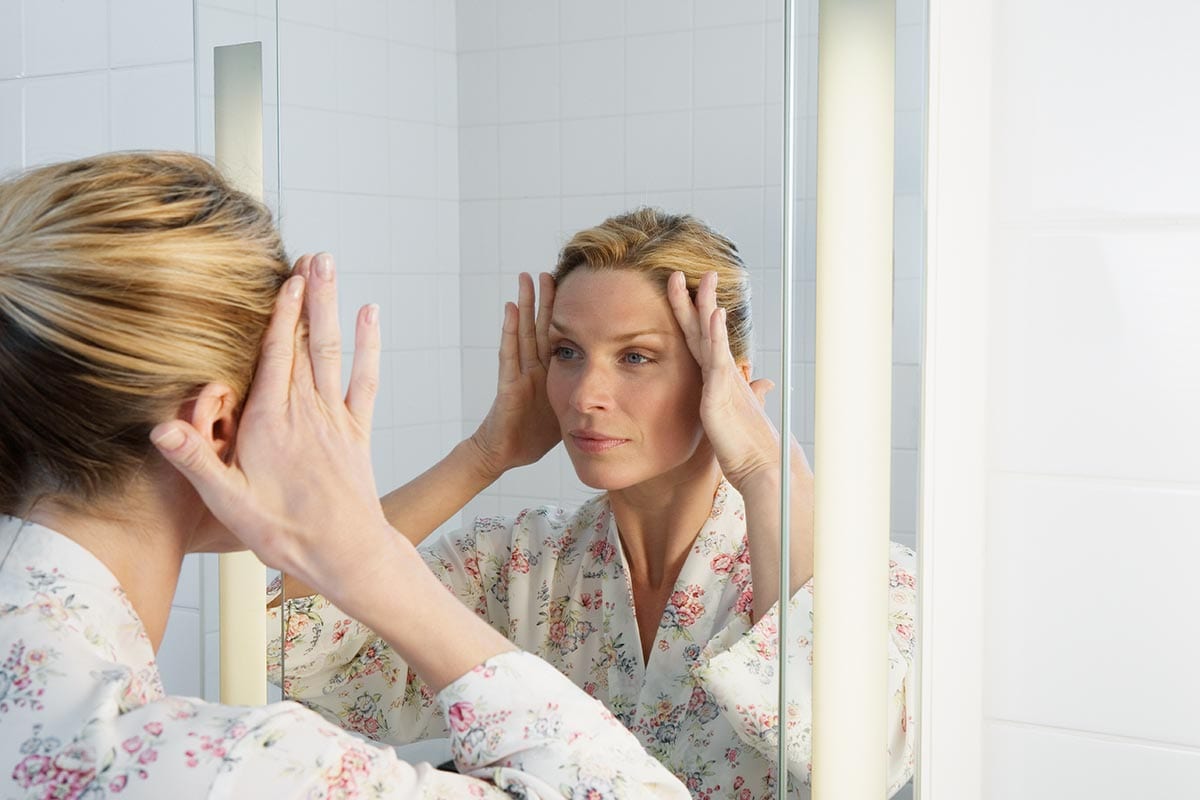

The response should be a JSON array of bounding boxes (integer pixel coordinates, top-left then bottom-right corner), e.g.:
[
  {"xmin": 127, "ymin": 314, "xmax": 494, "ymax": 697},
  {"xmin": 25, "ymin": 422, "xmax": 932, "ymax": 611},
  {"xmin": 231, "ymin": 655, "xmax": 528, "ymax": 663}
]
[
  {"xmin": 110, "ymin": 63, "xmax": 195, "ymax": 152},
  {"xmin": 498, "ymin": 45, "xmax": 559, "ymax": 124},
  {"xmin": 24, "ymin": 0, "xmax": 109, "ymax": 76},
  {"xmin": 0, "ymin": 0, "xmax": 22, "ymax": 80},
  {"xmin": 985, "ymin": 722, "xmax": 1200, "ymax": 800},
  {"xmin": 991, "ymin": 231, "xmax": 1200, "ymax": 484},
  {"xmin": 995, "ymin": 0, "xmax": 1200, "ymax": 220},
  {"xmin": 975, "ymin": 0, "xmax": 1200, "ymax": 794},
  {"xmin": 24, "ymin": 73, "xmax": 109, "ymax": 166},
  {"xmin": 987, "ymin": 476, "xmax": 1200, "ymax": 748},
  {"xmin": 110, "ymin": 0, "xmax": 193, "ymax": 67},
  {"xmin": 0, "ymin": 81, "xmax": 21, "ymax": 174},
  {"xmin": 560, "ymin": 2, "xmax": 624, "ymax": 43}
]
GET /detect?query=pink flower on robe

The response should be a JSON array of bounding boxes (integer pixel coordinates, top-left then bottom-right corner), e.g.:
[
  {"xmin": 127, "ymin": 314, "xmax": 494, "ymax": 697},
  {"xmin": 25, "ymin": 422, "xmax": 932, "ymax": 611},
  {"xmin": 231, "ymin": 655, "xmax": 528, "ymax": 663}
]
[{"xmin": 448, "ymin": 701, "xmax": 477, "ymax": 732}]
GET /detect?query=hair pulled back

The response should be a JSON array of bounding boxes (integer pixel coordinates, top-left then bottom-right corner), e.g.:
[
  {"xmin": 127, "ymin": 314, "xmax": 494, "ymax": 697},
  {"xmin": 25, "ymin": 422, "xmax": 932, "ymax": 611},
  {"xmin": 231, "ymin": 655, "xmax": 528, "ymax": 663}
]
[
  {"xmin": 553, "ymin": 208, "xmax": 753, "ymax": 362},
  {"xmin": 0, "ymin": 151, "xmax": 290, "ymax": 514}
]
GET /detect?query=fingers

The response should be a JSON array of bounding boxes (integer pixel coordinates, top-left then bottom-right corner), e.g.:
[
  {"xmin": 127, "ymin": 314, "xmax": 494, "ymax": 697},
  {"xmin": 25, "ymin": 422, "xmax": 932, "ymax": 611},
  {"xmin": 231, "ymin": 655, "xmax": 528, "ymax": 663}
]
[
  {"xmin": 696, "ymin": 271, "xmax": 719, "ymax": 333},
  {"xmin": 705, "ymin": 304, "xmax": 735, "ymax": 376},
  {"xmin": 150, "ymin": 421, "xmax": 242, "ymax": 521},
  {"xmin": 346, "ymin": 303, "xmax": 381, "ymax": 429},
  {"xmin": 516, "ymin": 273, "xmax": 540, "ymax": 374},
  {"xmin": 666, "ymin": 271, "xmax": 702, "ymax": 351},
  {"xmin": 249, "ymin": 274, "xmax": 306, "ymax": 410},
  {"xmin": 535, "ymin": 272, "xmax": 556, "ymax": 366},
  {"xmin": 497, "ymin": 301, "xmax": 520, "ymax": 386},
  {"xmin": 305, "ymin": 253, "xmax": 344, "ymax": 403},
  {"xmin": 292, "ymin": 253, "xmax": 314, "ymax": 279}
]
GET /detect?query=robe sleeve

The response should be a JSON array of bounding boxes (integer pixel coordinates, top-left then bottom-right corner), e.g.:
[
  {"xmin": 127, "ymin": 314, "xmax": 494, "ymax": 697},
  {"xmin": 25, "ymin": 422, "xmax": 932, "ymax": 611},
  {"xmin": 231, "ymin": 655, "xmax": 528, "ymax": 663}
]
[
  {"xmin": 219, "ymin": 651, "xmax": 687, "ymax": 799},
  {"xmin": 691, "ymin": 542, "xmax": 918, "ymax": 797},
  {"xmin": 265, "ymin": 520, "xmax": 510, "ymax": 747}
]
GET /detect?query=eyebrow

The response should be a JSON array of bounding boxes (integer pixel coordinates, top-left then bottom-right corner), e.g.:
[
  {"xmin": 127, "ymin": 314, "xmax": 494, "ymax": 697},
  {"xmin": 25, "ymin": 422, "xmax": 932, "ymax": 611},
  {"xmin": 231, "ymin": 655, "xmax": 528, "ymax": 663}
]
[{"xmin": 549, "ymin": 321, "xmax": 672, "ymax": 343}]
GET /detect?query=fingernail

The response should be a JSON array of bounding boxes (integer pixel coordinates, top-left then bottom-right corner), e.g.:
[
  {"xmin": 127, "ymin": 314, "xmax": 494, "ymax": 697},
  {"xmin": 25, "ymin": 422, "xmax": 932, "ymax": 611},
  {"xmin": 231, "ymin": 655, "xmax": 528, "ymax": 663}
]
[
  {"xmin": 316, "ymin": 253, "xmax": 334, "ymax": 281},
  {"xmin": 365, "ymin": 303, "xmax": 379, "ymax": 324},
  {"xmin": 151, "ymin": 426, "xmax": 185, "ymax": 451},
  {"xmin": 289, "ymin": 275, "xmax": 305, "ymax": 299}
]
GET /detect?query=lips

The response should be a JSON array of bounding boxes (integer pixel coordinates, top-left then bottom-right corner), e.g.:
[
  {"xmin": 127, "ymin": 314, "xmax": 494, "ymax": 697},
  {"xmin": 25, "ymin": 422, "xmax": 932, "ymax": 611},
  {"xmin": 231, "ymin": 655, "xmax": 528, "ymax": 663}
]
[{"xmin": 568, "ymin": 430, "xmax": 629, "ymax": 454}]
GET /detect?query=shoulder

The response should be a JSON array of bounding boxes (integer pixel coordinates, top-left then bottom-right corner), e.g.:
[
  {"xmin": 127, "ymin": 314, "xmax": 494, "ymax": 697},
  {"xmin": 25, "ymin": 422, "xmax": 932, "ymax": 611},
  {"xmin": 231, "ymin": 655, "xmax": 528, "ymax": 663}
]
[{"xmin": 472, "ymin": 493, "xmax": 610, "ymax": 547}]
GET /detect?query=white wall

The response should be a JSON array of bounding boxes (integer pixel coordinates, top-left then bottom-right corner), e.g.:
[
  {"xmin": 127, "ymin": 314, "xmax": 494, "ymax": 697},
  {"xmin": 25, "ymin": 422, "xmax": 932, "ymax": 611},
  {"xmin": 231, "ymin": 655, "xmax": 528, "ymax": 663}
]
[
  {"xmin": 983, "ymin": 1, "xmax": 1200, "ymax": 795},
  {"xmin": 454, "ymin": 0, "xmax": 927, "ymax": 555},
  {"xmin": 923, "ymin": 0, "xmax": 1200, "ymax": 796}
]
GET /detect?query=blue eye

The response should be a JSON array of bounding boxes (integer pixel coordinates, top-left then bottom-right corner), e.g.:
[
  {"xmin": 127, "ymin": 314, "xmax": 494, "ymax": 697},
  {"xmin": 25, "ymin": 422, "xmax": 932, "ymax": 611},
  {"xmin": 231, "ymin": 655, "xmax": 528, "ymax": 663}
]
[
  {"xmin": 554, "ymin": 346, "xmax": 579, "ymax": 360},
  {"xmin": 623, "ymin": 352, "xmax": 651, "ymax": 365}
]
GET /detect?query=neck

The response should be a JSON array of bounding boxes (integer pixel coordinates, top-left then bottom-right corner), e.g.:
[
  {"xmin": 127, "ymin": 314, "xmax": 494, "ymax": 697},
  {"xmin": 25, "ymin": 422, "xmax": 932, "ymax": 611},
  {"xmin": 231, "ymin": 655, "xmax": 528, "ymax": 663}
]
[
  {"xmin": 26, "ymin": 478, "xmax": 195, "ymax": 651},
  {"xmin": 608, "ymin": 455, "xmax": 723, "ymax": 590}
]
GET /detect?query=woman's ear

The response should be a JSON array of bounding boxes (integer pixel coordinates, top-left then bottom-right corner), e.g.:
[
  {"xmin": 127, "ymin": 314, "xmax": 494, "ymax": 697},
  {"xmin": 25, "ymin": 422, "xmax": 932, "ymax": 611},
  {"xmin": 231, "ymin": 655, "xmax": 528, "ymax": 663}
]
[{"xmin": 179, "ymin": 383, "xmax": 239, "ymax": 463}]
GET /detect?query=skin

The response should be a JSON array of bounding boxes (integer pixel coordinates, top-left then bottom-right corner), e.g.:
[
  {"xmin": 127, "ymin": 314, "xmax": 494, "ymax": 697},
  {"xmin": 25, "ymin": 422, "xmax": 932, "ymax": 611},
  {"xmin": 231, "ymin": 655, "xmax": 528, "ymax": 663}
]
[{"xmin": 546, "ymin": 269, "xmax": 728, "ymax": 661}]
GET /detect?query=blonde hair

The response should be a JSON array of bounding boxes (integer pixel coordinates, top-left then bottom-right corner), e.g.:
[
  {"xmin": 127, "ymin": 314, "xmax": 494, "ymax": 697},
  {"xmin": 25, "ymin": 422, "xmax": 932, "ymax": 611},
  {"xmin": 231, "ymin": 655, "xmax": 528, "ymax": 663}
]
[
  {"xmin": 0, "ymin": 151, "xmax": 290, "ymax": 514},
  {"xmin": 554, "ymin": 208, "xmax": 753, "ymax": 362}
]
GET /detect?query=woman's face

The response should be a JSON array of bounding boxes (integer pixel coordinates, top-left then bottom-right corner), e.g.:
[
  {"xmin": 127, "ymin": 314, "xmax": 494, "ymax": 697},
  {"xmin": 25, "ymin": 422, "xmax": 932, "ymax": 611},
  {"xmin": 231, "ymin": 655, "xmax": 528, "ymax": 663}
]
[{"xmin": 547, "ymin": 268, "xmax": 712, "ymax": 492}]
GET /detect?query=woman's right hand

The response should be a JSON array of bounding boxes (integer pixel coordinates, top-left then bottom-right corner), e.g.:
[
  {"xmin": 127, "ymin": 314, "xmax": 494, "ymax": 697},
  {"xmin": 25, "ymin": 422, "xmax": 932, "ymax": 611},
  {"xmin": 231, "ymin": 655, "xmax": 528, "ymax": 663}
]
[{"xmin": 466, "ymin": 272, "xmax": 561, "ymax": 481}]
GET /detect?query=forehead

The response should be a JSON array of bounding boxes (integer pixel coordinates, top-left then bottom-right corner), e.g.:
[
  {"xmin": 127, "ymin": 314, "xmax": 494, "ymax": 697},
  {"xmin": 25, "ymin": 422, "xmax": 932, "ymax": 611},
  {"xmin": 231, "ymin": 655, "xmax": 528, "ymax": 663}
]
[{"xmin": 551, "ymin": 269, "xmax": 677, "ymax": 334}]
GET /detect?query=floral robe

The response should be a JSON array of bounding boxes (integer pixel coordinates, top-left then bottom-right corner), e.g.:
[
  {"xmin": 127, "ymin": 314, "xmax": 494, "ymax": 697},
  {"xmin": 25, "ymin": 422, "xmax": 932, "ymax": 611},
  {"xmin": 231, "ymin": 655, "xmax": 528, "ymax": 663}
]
[
  {"xmin": 272, "ymin": 481, "xmax": 918, "ymax": 799},
  {"xmin": 0, "ymin": 516, "xmax": 688, "ymax": 800}
]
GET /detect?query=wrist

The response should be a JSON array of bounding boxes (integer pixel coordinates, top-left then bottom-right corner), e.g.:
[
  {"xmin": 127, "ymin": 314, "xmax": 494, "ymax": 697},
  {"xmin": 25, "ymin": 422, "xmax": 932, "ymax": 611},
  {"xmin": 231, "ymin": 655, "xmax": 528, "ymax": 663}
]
[
  {"xmin": 735, "ymin": 464, "xmax": 782, "ymax": 499},
  {"xmin": 316, "ymin": 528, "xmax": 420, "ymax": 619},
  {"xmin": 460, "ymin": 432, "xmax": 506, "ymax": 486}
]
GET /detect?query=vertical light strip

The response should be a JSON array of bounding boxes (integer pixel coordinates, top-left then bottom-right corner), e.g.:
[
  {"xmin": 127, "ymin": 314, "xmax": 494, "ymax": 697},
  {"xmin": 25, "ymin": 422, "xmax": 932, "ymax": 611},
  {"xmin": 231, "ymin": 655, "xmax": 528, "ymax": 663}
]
[
  {"xmin": 777, "ymin": 0, "xmax": 797, "ymax": 797},
  {"xmin": 214, "ymin": 41, "xmax": 268, "ymax": 707},
  {"xmin": 811, "ymin": 1, "xmax": 895, "ymax": 798}
]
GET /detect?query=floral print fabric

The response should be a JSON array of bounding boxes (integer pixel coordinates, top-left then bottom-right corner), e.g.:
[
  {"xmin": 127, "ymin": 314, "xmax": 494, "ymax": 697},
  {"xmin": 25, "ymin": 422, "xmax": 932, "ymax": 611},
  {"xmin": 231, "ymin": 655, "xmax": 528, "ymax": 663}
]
[
  {"xmin": 272, "ymin": 481, "xmax": 918, "ymax": 799},
  {"xmin": 0, "ymin": 516, "xmax": 688, "ymax": 799}
]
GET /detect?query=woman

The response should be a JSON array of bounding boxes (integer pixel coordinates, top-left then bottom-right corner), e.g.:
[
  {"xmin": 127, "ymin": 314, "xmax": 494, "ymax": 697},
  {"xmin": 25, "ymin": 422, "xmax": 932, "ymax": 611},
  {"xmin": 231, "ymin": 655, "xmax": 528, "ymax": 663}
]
[
  {"xmin": 0, "ymin": 153, "xmax": 688, "ymax": 799},
  {"xmin": 273, "ymin": 210, "xmax": 918, "ymax": 798}
]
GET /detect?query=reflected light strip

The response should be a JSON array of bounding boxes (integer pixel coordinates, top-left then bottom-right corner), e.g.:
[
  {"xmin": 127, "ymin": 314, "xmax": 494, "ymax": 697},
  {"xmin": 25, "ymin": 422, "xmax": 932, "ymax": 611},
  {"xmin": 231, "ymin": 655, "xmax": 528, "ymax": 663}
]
[
  {"xmin": 214, "ymin": 41, "xmax": 268, "ymax": 707},
  {"xmin": 812, "ymin": 1, "xmax": 895, "ymax": 798}
]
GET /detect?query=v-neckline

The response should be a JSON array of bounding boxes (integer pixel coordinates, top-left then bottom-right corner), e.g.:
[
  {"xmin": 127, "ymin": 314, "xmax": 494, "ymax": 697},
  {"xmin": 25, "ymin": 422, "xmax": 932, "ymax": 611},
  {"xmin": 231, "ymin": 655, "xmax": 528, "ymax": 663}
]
[{"xmin": 607, "ymin": 480, "xmax": 731, "ymax": 680}]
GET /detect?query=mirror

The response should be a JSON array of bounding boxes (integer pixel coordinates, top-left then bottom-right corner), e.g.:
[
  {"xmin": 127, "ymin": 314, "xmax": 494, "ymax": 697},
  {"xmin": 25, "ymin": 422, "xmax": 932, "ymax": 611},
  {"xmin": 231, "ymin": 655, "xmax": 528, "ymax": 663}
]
[
  {"xmin": 0, "ymin": 0, "xmax": 923, "ymax": 794},
  {"xmin": 187, "ymin": 0, "xmax": 927, "ymax": 797}
]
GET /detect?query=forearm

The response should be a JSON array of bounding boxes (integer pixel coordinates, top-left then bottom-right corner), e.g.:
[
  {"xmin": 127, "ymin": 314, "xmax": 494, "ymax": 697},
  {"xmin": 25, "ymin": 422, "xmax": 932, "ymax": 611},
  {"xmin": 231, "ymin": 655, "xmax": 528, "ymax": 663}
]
[
  {"xmin": 381, "ymin": 436, "xmax": 500, "ymax": 545},
  {"xmin": 742, "ymin": 441, "xmax": 814, "ymax": 622},
  {"xmin": 270, "ymin": 438, "xmax": 499, "ymax": 603},
  {"xmin": 318, "ymin": 529, "xmax": 514, "ymax": 694}
]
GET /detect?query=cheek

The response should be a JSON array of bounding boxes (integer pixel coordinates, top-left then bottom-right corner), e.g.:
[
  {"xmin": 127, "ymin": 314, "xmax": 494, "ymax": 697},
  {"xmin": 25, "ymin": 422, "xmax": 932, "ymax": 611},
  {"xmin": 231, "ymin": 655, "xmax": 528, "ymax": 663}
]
[{"xmin": 545, "ymin": 368, "xmax": 570, "ymax": 420}]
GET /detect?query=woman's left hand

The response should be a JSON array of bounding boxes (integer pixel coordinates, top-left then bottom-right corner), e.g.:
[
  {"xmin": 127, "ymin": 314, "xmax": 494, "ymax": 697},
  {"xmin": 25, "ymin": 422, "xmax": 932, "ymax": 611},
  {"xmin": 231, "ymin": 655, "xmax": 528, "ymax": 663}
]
[
  {"xmin": 666, "ymin": 270, "xmax": 781, "ymax": 492},
  {"xmin": 150, "ymin": 253, "xmax": 394, "ymax": 601}
]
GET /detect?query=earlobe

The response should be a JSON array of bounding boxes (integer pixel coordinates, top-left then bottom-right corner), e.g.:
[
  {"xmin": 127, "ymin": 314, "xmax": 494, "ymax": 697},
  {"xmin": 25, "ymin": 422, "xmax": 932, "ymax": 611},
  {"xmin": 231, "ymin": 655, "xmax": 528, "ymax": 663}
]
[{"xmin": 182, "ymin": 383, "xmax": 240, "ymax": 461}]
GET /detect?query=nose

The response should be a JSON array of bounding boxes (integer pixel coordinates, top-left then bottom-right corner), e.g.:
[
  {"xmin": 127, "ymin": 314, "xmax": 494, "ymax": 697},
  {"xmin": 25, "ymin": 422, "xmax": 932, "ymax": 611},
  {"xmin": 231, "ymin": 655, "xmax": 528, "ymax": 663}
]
[{"xmin": 569, "ymin": 361, "xmax": 615, "ymax": 413}]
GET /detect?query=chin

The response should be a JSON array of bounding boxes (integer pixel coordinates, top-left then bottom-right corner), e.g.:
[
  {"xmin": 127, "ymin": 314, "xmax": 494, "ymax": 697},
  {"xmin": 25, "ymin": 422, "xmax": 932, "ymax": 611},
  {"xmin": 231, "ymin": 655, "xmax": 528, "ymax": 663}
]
[{"xmin": 569, "ymin": 461, "xmax": 646, "ymax": 493}]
